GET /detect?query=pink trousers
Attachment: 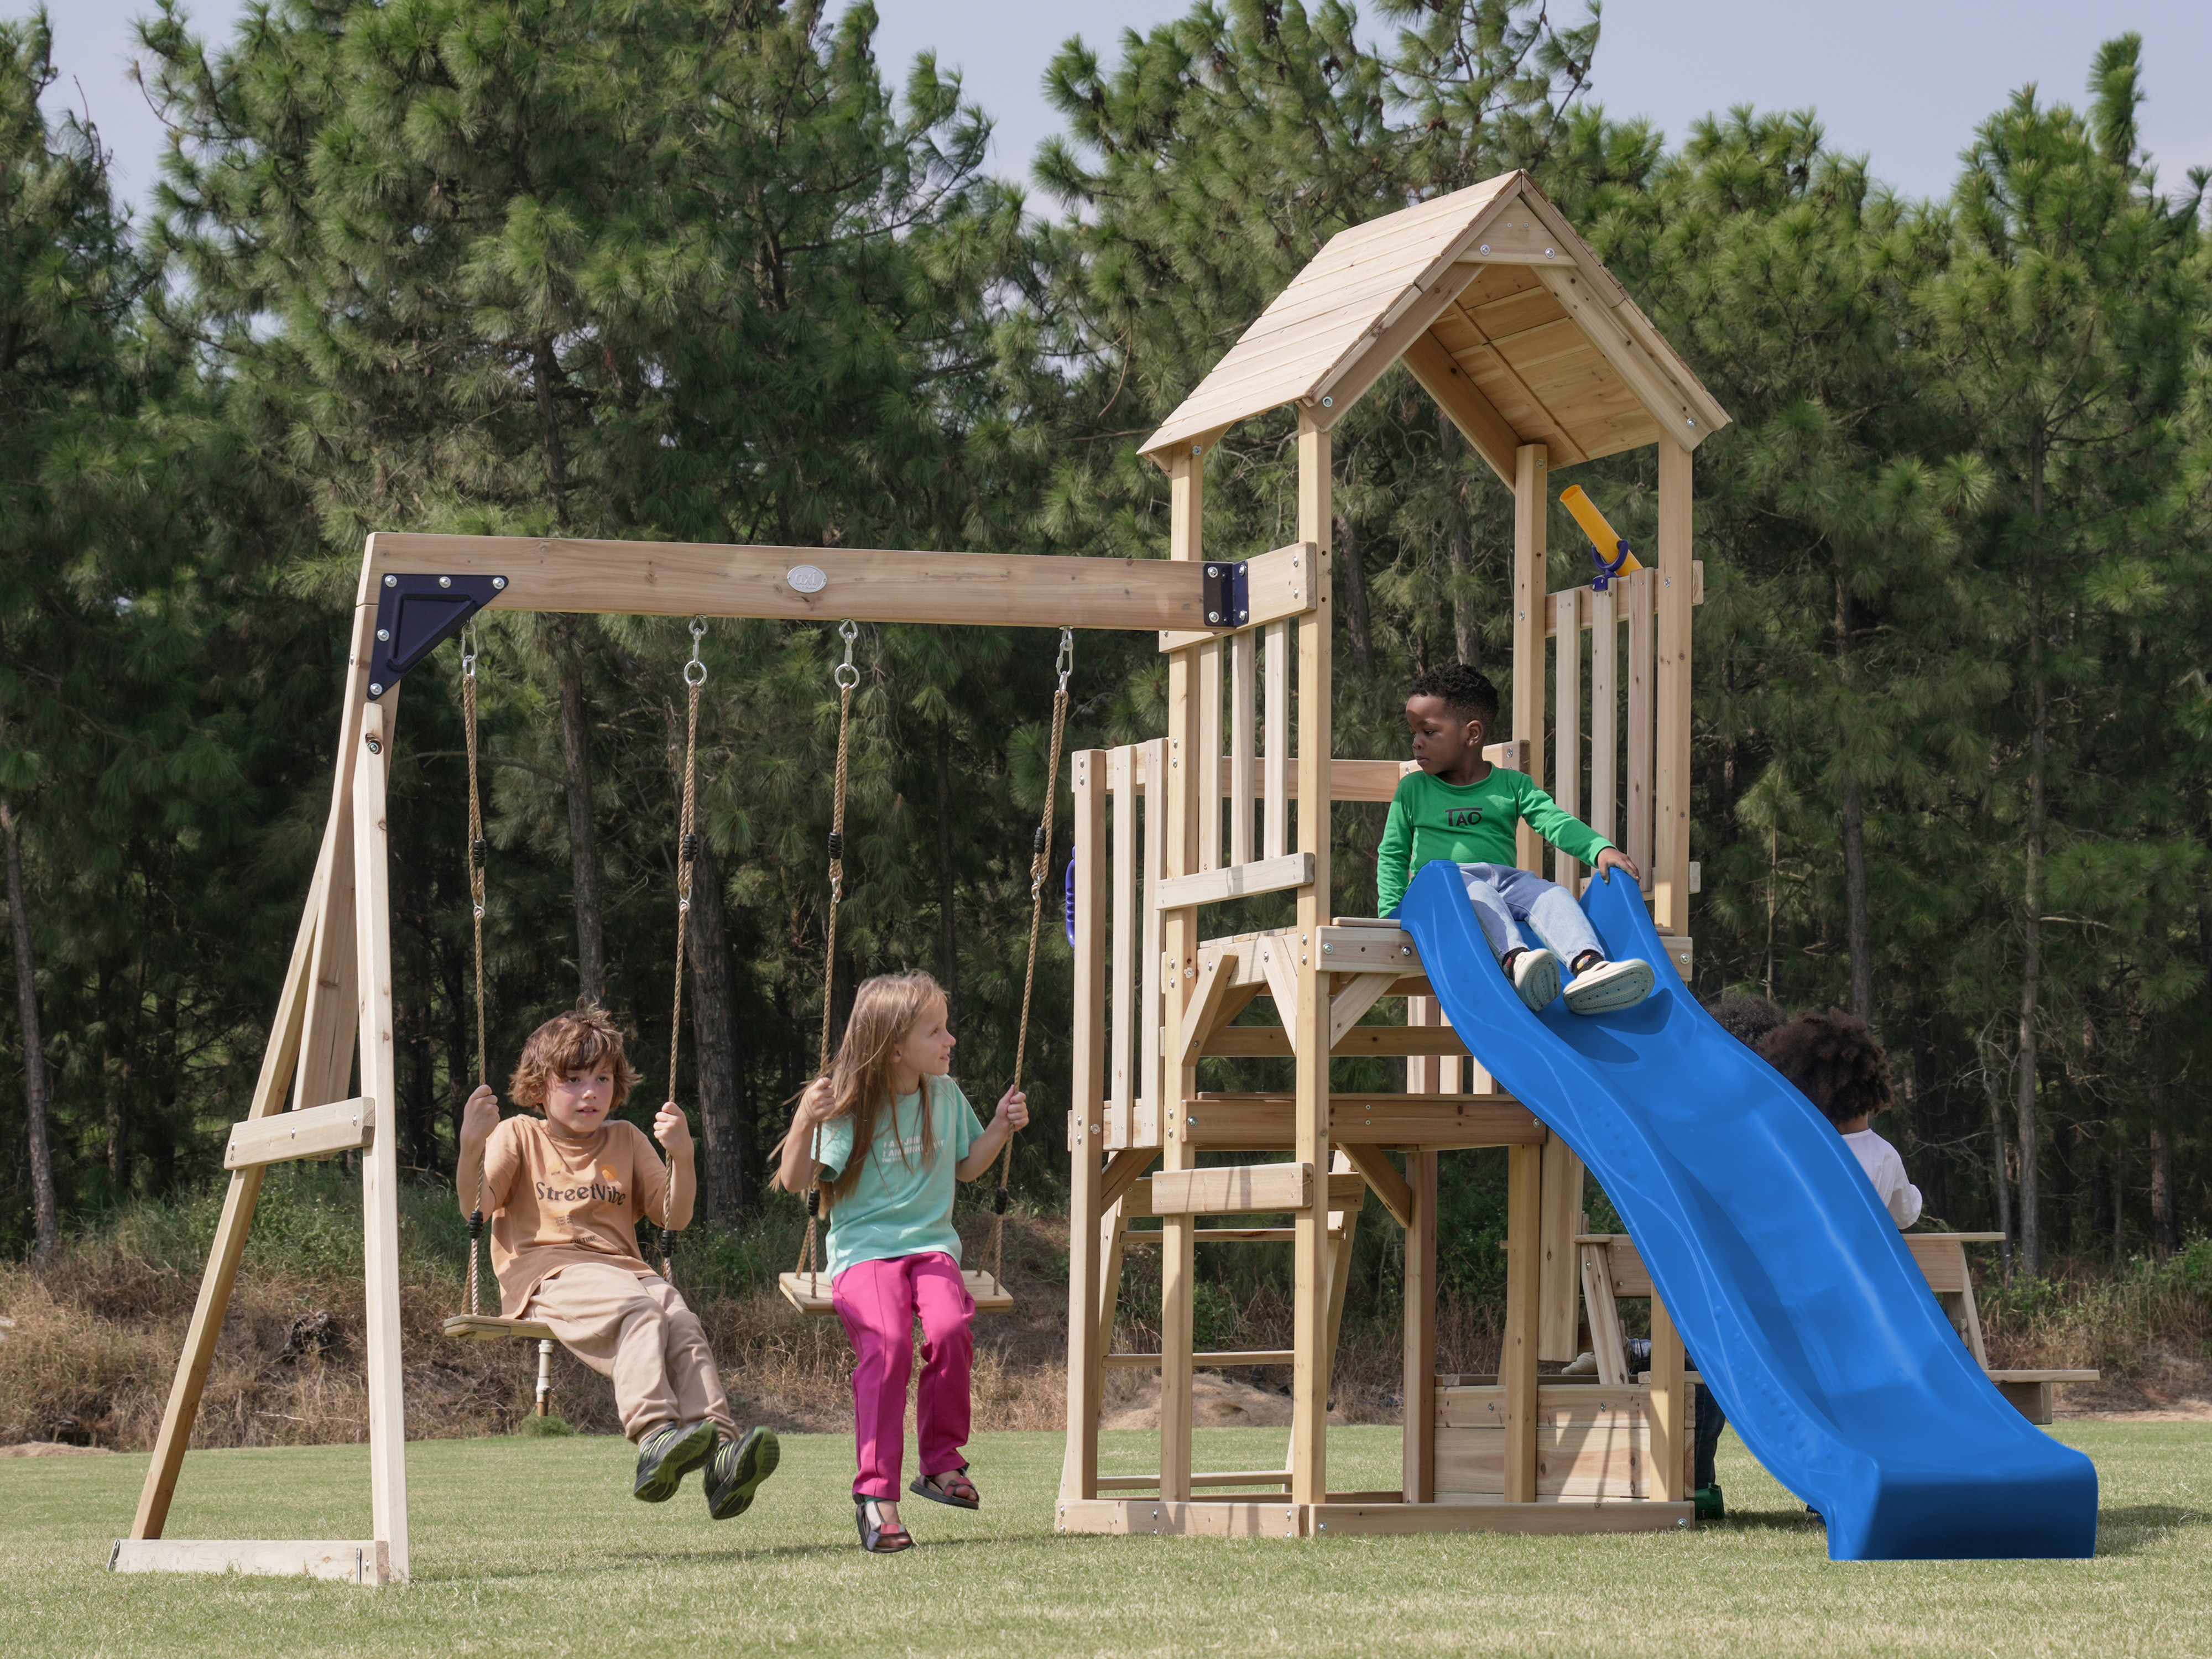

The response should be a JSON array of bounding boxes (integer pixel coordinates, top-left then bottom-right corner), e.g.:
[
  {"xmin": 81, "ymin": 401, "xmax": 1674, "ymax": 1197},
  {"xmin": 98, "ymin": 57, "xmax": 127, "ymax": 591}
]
[{"xmin": 831, "ymin": 1251, "xmax": 974, "ymax": 1500}]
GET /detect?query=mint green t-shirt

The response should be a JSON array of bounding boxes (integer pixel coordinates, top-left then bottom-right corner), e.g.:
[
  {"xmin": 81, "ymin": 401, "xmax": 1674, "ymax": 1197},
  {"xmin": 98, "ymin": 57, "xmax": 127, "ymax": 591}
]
[
  {"xmin": 816, "ymin": 1076, "xmax": 985, "ymax": 1278},
  {"xmin": 1375, "ymin": 765, "xmax": 1614, "ymax": 917}
]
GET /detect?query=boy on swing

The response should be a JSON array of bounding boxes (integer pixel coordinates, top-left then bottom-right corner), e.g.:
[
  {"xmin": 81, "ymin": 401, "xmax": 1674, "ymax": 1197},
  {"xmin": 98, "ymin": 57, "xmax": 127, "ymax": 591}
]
[
  {"xmin": 458, "ymin": 1005, "xmax": 780, "ymax": 1517},
  {"xmin": 1379, "ymin": 664, "xmax": 1653, "ymax": 1013}
]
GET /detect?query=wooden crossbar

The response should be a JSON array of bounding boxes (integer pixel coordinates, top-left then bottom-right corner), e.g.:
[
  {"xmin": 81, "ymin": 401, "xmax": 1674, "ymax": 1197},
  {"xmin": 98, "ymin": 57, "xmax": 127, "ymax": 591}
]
[
  {"xmin": 1103, "ymin": 1349, "xmax": 1297, "ymax": 1368},
  {"xmin": 1096, "ymin": 1470, "xmax": 1293, "ymax": 1490},
  {"xmin": 367, "ymin": 533, "xmax": 1217, "ymax": 633},
  {"xmin": 1146, "ymin": 1163, "xmax": 1329, "ymax": 1215},
  {"xmin": 223, "ymin": 1097, "xmax": 373, "ymax": 1170},
  {"xmin": 1153, "ymin": 853, "xmax": 1312, "ymax": 911}
]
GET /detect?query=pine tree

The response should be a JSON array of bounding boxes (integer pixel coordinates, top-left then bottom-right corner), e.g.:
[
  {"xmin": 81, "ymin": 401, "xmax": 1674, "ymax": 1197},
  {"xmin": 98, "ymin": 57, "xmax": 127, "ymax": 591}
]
[{"xmin": 1913, "ymin": 34, "xmax": 2201, "ymax": 1274}]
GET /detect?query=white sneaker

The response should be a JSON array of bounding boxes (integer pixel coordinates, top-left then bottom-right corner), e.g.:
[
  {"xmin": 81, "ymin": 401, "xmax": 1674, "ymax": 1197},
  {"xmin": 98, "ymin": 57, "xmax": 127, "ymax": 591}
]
[
  {"xmin": 1563, "ymin": 957, "xmax": 1653, "ymax": 1014},
  {"xmin": 1504, "ymin": 947, "xmax": 1561, "ymax": 1011}
]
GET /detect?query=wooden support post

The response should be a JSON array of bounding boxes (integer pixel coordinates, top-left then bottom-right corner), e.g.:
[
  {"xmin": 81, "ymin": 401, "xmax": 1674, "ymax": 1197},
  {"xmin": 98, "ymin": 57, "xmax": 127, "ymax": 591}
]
[
  {"xmin": 1198, "ymin": 639, "xmax": 1223, "ymax": 872},
  {"xmin": 1649, "ymin": 1292, "xmax": 1688, "ymax": 1503},
  {"xmin": 1626, "ymin": 568, "xmax": 1655, "ymax": 891},
  {"xmin": 1654, "ymin": 440, "xmax": 1694, "ymax": 933},
  {"xmin": 1097, "ymin": 1200, "xmax": 1130, "ymax": 1358},
  {"xmin": 1262, "ymin": 622, "xmax": 1290, "ymax": 858},
  {"xmin": 1501, "ymin": 1140, "xmax": 1543, "ymax": 1504},
  {"xmin": 1159, "ymin": 445, "xmax": 1206, "ymax": 1503},
  {"xmin": 130, "ymin": 833, "xmax": 330, "ymax": 1541},
  {"xmin": 1537, "ymin": 1139, "xmax": 1585, "ymax": 1362},
  {"xmin": 1552, "ymin": 587, "xmax": 1582, "ymax": 893},
  {"xmin": 1580, "ymin": 1243, "xmax": 1630, "ymax": 1386},
  {"xmin": 1139, "ymin": 739, "xmax": 1166, "ymax": 1147},
  {"xmin": 1402, "ymin": 1149, "xmax": 1438, "ymax": 1504},
  {"xmin": 294, "ymin": 586, "xmax": 392, "ymax": 1112},
  {"xmin": 1290, "ymin": 412, "xmax": 1333, "ymax": 1506},
  {"xmin": 1511, "ymin": 445, "xmax": 1548, "ymax": 875},
  {"xmin": 352, "ymin": 700, "xmax": 410, "ymax": 1581},
  {"xmin": 1230, "ymin": 633, "xmax": 1255, "ymax": 863},
  {"xmin": 1108, "ymin": 747, "xmax": 1136, "ymax": 1147},
  {"xmin": 1062, "ymin": 752, "xmax": 1109, "ymax": 1500},
  {"xmin": 1589, "ymin": 583, "xmax": 1618, "ymax": 850},
  {"xmin": 1322, "ymin": 1151, "xmax": 1361, "ymax": 1371}
]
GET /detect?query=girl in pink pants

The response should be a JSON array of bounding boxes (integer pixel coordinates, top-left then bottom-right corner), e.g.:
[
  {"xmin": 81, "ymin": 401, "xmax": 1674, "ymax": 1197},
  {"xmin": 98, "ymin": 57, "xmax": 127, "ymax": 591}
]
[{"xmin": 775, "ymin": 972, "xmax": 1029, "ymax": 1554}]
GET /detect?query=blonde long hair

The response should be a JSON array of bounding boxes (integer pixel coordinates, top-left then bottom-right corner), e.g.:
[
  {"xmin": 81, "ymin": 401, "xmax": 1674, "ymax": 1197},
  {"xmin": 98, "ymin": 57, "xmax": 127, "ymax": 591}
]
[{"xmin": 779, "ymin": 972, "xmax": 947, "ymax": 1206}]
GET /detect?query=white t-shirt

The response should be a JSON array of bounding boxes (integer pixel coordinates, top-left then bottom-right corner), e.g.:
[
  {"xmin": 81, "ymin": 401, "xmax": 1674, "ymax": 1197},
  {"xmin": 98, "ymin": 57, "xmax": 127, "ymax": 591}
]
[{"xmin": 1842, "ymin": 1128, "xmax": 1922, "ymax": 1229}]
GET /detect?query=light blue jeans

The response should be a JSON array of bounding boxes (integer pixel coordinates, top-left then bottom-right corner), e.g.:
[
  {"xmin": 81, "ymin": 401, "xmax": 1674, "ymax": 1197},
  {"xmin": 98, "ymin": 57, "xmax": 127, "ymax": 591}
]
[{"xmin": 1453, "ymin": 862, "xmax": 1604, "ymax": 966}]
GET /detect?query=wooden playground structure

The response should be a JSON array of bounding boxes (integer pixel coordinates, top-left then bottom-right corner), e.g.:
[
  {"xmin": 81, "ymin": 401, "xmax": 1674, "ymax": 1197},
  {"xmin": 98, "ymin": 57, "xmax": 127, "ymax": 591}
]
[
  {"xmin": 1055, "ymin": 173, "xmax": 1731, "ymax": 1539},
  {"xmin": 114, "ymin": 171, "xmax": 1745, "ymax": 1581}
]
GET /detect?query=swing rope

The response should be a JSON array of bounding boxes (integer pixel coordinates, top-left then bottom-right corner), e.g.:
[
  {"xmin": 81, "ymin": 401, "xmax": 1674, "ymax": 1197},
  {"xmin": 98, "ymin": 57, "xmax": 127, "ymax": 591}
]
[
  {"xmin": 984, "ymin": 628, "xmax": 1073, "ymax": 1286},
  {"xmin": 462, "ymin": 630, "xmax": 491, "ymax": 1319},
  {"xmin": 792, "ymin": 620, "xmax": 860, "ymax": 1291},
  {"xmin": 660, "ymin": 618, "xmax": 707, "ymax": 1282}
]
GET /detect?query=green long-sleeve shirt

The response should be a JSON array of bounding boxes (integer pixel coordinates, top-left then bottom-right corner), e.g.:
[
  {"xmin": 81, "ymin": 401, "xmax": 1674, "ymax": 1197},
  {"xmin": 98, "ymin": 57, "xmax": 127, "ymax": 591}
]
[{"xmin": 1375, "ymin": 766, "xmax": 1615, "ymax": 917}]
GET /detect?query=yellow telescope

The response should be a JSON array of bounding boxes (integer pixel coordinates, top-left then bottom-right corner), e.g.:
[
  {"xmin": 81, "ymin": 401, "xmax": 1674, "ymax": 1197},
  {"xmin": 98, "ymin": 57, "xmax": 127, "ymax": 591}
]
[{"xmin": 1559, "ymin": 485, "xmax": 1641, "ymax": 589}]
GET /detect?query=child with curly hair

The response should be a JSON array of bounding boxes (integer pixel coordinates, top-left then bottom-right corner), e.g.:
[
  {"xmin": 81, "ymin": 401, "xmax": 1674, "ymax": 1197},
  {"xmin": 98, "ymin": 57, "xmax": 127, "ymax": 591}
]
[
  {"xmin": 1760, "ymin": 1009, "xmax": 1923, "ymax": 1228},
  {"xmin": 457, "ymin": 1005, "xmax": 780, "ymax": 1518}
]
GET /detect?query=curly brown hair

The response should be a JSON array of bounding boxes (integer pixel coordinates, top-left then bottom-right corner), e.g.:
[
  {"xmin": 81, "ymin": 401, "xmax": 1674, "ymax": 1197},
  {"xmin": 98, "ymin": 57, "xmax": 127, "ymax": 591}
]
[
  {"xmin": 1705, "ymin": 991, "xmax": 1787, "ymax": 1049},
  {"xmin": 509, "ymin": 1005, "xmax": 644, "ymax": 1112},
  {"xmin": 1757, "ymin": 1009, "xmax": 1893, "ymax": 1126}
]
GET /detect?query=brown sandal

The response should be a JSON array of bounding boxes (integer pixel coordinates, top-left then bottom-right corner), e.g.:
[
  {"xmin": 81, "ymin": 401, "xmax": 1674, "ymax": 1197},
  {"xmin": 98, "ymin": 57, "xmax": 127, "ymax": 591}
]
[
  {"xmin": 910, "ymin": 1467, "xmax": 979, "ymax": 1510},
  {"xmin": 855, "ymin": 1495, "xmax": 913, "ymax": 1552}
]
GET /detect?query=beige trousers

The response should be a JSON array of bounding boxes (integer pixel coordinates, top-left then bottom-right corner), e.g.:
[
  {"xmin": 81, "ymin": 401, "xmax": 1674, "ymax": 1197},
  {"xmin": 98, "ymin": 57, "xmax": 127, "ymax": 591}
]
[{"xmin": 527, "ymin": 1261, "xmax": 738, "ymax": 1442}]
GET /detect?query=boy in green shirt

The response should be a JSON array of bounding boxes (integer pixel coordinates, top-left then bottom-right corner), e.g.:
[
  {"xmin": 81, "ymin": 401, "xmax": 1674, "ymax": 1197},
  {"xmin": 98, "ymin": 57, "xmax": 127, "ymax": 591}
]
[{"xmin": 1378, "ymin": 664, "xmax": 1653, "ymax": 1014}]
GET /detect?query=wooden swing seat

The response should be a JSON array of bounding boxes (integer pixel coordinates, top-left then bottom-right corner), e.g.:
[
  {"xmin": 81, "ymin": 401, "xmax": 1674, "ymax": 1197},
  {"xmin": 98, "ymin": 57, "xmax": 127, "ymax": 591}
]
[
  {"xmin": 441, "ymin": 1314, "xmax": 555, "ymax": 1342},
  {"xmin": 778, "ymin": 1269, "xmax": 1014, "ymax": 1317}
]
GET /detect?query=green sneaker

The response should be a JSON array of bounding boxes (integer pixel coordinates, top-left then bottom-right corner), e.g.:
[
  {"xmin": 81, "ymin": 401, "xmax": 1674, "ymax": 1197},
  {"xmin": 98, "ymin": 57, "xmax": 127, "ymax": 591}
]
[
  {"xmin": 704, "ymin": 1426, "xmax": 781, "ymax": 1520},
  {"xmin": 1693, "ymin": 1481, "xmax": 1726, "ymax": 1521},
  {"xmin": 633, "ymin": 1419, "xmax": 716, "ymax": 1504}
]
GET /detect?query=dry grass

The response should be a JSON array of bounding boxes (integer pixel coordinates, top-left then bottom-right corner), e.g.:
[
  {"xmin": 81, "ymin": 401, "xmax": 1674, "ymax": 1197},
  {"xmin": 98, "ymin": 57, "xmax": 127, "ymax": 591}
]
[{"xmin": 5, "ymin": 1171, "xmax": 2208, "ymax": 1452}]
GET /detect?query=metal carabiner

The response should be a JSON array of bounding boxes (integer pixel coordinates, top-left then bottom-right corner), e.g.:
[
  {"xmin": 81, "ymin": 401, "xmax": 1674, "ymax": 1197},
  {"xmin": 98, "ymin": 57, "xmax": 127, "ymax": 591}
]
[
  {"xmin": 833, "ymin": 619, "xmax": 861, "ymax": 691},
  {"xmin": 461, "ymin": 624, "xmax": 478, "ymax": 680},
  {"xmin": 685, "ymin": 615, "xmax": 708, "ymax": 686},
  {"xmin": 1055, "ymin": 627, "xmax": 1074, "ymax": 693}
]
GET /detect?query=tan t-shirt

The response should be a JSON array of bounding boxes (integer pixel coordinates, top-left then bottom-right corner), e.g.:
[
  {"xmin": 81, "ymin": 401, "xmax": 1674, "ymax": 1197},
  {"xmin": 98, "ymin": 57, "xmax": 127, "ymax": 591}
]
[{"xmin": 482, "ymin": 1115, "xmax": 669, "ymax": 1316}]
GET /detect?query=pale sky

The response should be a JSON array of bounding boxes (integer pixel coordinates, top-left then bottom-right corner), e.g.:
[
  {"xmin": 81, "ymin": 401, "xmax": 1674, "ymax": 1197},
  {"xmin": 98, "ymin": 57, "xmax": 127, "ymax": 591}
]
[{"xmin": 29, "ymin": 1, "xmax": 2212, "ymax": 215}]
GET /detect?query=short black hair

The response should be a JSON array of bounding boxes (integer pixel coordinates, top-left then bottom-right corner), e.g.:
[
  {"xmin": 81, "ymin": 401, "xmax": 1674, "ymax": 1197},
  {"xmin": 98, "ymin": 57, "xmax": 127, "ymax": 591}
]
[
  {"xmin": 1759, "ymin": 1009, "xmax": 1895, "ymax": 1128},
  {"xmin": 1407, "ymin": 664, "xmax": 1499, "ymax": 727},
  {"xmin": 1704, "ymin": 992, "xmax": 1787, "ymax": 1050}
]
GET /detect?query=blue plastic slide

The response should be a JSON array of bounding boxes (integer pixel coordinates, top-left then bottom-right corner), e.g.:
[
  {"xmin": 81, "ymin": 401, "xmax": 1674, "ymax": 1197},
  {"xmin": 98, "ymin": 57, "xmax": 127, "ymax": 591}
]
[{"xmin": 1397, "ymin": 859, "xmax": 2098, "ymax": 1559}]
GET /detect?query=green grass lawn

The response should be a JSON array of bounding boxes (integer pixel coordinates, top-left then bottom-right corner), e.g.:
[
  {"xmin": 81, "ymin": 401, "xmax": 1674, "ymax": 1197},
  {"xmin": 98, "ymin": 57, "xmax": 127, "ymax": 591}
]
[{"xmin": 1, "ymin": 1422, "xmax": 2204, "ymax": 1656}]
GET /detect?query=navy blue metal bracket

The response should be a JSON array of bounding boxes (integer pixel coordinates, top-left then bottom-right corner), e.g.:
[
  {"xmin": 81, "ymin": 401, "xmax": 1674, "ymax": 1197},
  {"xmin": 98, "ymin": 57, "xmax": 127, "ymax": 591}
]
[
  {"xmin": 1589, "ymin": 541, "xmax": 1632, "ymax": 593},
  {"xmin": 366, "ymin": 573, "xmax": 508, "ymax": 699},
  {"xmin": 1201, "ymin": 561, "xmax": 1250, "ymax": 629}
]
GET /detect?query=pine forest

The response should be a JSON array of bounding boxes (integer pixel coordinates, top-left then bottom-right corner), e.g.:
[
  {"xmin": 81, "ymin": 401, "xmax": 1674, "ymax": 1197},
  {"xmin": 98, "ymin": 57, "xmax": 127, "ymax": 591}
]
[{"xmin": 4, "ymin": 0, "xmax": 2212, "ymax": 1316}]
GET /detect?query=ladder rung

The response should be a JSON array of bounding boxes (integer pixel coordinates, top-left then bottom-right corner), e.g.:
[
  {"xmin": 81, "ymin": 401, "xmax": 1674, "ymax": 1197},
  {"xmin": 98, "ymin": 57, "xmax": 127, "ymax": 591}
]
[{"xmin": 1095, "ymin": 1469, "xmax": 1294, "ymax": 1490}]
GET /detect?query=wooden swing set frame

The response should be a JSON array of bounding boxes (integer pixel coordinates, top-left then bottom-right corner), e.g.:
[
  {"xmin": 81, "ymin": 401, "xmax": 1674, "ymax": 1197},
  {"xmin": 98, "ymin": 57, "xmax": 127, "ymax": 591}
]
[{"xmin": 116, "ymin": 169, "xmax": 1729, "ymax": 1582}]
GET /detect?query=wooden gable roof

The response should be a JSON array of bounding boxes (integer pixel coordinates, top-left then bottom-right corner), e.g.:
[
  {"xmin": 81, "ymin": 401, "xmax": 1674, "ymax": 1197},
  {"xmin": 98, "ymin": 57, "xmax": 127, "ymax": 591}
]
[{"xmin": 1140, "ymin": 172, "xmax": 1730, "ymax": 480}]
